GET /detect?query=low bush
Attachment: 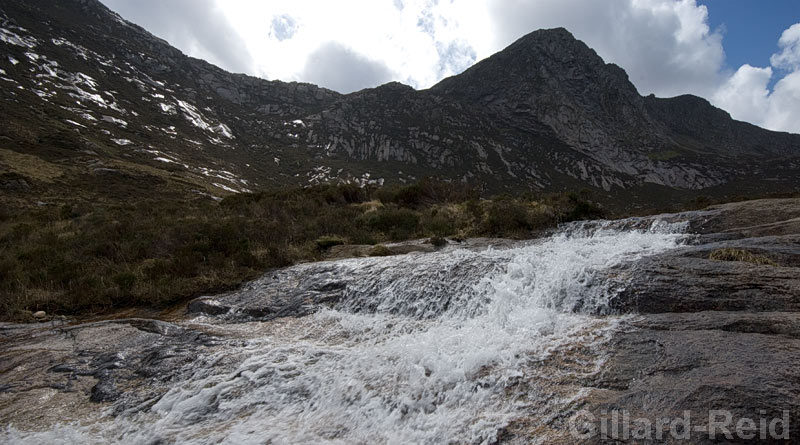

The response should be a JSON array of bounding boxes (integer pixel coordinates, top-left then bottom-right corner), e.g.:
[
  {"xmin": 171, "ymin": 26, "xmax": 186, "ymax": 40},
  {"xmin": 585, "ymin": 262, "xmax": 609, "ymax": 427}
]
[
  {"xmin": 428, "ymin": 236, "xmax": 447, "ymax": 247},
  {"xmin": 561, "ymin": 191, "xmax": 605, "ymax": 222},
  {"xmin": 363, "ymin": 207, "xmax": 420, "ymax": 240},
  {"xmin": 315, "ymin": 235, "xmax": 346, "ymax": 250},
  {"xmin": 483, "ymin": 197, "xmax": 534, "ymax": 236}
]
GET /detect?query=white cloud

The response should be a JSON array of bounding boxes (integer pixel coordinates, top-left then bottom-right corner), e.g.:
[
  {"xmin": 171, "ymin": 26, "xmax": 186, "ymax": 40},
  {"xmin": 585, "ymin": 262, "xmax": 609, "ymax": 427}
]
[
  {"xmin": 215, "ymin": 0, "xmax": 493, "ymax": 89},
  {"xmin": 712, "ymin": 65, "xmax": 772, "ymax": 125},
  {"xmin": 711, "ymin": 23, "xmax": 800, "ymax": 133},
  {"xmin": 300, "ymin": 42, "xmax": 395, "ymax": 93},
  {"xmin": 770, "ymin": 23, "xmax": 800, "ymax": 71},
  {"xmin": 763, "ymin": 71, "xmax": 800, "ymax": 133}
]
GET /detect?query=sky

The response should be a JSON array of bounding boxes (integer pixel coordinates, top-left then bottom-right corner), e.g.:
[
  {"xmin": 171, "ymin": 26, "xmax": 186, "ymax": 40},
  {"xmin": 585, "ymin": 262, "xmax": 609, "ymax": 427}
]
[{"xmin": 99, "ymin": 0, "xmax": 800, "ymax": 134}]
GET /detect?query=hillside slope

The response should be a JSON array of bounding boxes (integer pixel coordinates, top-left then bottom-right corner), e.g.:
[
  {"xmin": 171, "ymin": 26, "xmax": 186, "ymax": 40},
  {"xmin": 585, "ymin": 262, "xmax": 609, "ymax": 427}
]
[{"xmin": 0, "ymin": 0, "xmax": 798, "ymax": 209}]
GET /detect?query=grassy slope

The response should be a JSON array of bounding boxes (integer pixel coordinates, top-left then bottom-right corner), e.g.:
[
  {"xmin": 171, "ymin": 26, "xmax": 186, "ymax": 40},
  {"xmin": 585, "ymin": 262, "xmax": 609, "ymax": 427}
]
[{"xmin": 0, "ymin": 171, "xmax": 606, "ymax": 319}]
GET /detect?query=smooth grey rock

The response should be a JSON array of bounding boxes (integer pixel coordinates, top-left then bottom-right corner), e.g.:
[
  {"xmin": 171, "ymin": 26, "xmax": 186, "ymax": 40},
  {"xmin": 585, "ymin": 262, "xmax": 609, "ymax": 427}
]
[
  {"xmin": 0, "ymin": 318, "xmax": 220, "ymax": 423},
  {"xmin": 568, "ymin": 198, "xmax": 800, "ymax": 444}
]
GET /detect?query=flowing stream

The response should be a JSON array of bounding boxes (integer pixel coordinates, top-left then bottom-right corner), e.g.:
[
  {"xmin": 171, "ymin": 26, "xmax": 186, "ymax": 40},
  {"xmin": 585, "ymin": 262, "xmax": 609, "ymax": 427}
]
[{"xmin": 4, "ymin": 218, "xmax": 688, "ymax": 444}]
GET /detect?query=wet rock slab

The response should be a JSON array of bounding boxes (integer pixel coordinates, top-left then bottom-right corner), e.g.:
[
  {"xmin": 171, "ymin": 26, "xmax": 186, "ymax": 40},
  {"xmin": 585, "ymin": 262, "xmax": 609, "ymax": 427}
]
[
  {"xmin": 188, "ymin": 237, "xmax": 519, "ymax": 320},
  {"xmin": 187, "ymin": 261, "xmax": 353, "ymax": 320},
  {"xmin": 572, "ymin": 199, "xmax": 800, "ymax": 444},
  {"xmin": 0, "ymin": 319, "xmax": 220, "ymax": 428}
]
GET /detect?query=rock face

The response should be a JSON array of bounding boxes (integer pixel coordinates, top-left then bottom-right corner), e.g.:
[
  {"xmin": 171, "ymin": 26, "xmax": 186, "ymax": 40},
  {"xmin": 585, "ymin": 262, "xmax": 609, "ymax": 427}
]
[
  {"xmin": 1, "ymin": 0, "xmax": 799, "ymax": 207},
  {"xmin": 567, "ymin": 199, "xmax": 800, "ymax": 444}
]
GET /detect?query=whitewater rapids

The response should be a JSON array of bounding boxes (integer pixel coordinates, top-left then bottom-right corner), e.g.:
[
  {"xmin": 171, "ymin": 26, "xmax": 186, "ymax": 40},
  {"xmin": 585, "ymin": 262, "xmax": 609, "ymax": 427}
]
[{"xmin": 4, "ymin": 218, "xmax": 688, "ymax": 444}]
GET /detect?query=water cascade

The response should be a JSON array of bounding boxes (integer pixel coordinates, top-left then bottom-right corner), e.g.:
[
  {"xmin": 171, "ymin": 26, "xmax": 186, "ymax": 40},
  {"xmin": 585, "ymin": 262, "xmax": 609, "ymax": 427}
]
[{"xmin": 5, "ymin": 218, "xmax": 687, "ymax": 444}]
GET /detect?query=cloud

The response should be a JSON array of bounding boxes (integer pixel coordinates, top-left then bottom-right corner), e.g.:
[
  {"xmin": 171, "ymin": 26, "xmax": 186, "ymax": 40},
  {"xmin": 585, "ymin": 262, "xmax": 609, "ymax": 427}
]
[
  {"xmin": 712, "ymin": 65, "xmax": 772, "ymax": 125},
  {"xmin": 712, "ymin": 23, "xmax": 800, "ymax": 133},
  {"xmin": 300, "ymin": 42, "xmax": 395, "ymax": 93},
  {"xmin": 770, "ymin": 23, "xmax": 800, "ymax": 71},
  {"xmin": 765, "ymin": 71, "xmax": 800, "ymax": 132},
  {"xmin": 100, "ymin": 0, "xmax": 253, "ymax": 74},
  {"xmin": 435, "ymin": 40, "xmax": 477, "ymax": 78}
]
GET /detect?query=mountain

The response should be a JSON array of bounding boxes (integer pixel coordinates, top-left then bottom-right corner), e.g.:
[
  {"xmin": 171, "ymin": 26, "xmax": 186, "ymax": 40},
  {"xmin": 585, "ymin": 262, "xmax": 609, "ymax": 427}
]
[{"xmin": 1, "ymin": 0, "xmax": 799, "ymax": 210}]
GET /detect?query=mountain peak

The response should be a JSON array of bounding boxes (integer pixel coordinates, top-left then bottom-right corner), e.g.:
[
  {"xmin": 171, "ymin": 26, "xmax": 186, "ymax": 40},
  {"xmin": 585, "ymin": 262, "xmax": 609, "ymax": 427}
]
[
  {"xmin": 504, "ymin": 27, "xmax": 609, "ymax": 68},
  {"xmin": 428, "ymin": 27, "xmax": 656, "ymax": 155},
  {"xmin": 511, "ymin": 26, "xmax": 578, "ymax": 46},
  {"xmin": 430, "ymin": 27, "xmax": 624, "ymax": 97}
]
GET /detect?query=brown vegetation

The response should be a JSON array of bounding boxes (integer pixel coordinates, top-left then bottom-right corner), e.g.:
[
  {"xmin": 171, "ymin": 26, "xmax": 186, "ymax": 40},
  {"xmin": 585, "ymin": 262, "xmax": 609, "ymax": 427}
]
[
  {"xmin": 708, "ymin": 248, "xmax": 778, "ymax": 266},
  {"xmin": 0, "ymin": 180, "xmax": 604, "ymax": 319}
]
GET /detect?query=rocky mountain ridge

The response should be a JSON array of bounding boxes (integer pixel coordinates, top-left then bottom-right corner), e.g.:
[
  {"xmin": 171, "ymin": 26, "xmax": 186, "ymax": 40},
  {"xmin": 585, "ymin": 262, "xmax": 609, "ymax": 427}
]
[{"xmin": 1, "ymin": 0, "xmax": 798, "ymax": 208}]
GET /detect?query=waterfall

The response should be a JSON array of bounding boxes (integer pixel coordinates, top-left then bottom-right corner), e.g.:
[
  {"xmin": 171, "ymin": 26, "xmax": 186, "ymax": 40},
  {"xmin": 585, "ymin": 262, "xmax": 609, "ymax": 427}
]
[{"xmin": 4, "ymin": 219, "xmax": 687, "ymax": 444}]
